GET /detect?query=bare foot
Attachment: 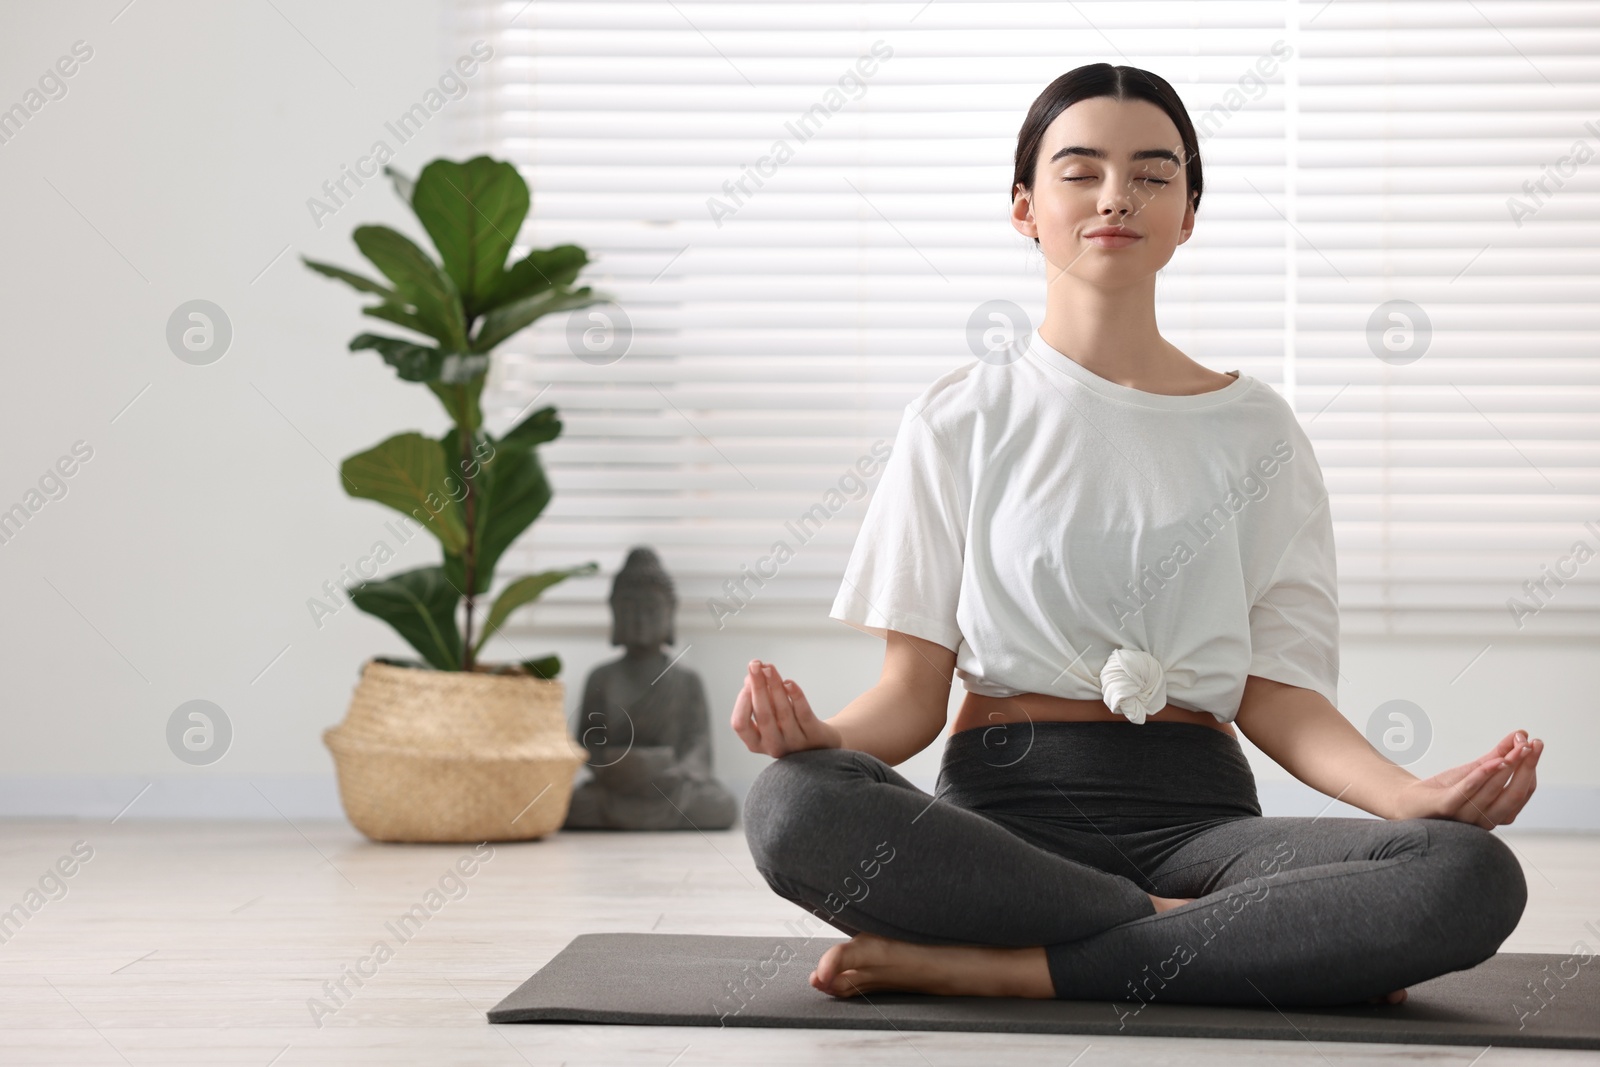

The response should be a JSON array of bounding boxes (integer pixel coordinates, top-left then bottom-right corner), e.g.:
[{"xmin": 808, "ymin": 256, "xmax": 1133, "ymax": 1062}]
[
  {"xmin": 811, "ymin": 932, "xmax": 1053, "ymax": 999},
  {"xmin": 809, "ymin": 928, "xmax": 1409, "ymax": 1006}
]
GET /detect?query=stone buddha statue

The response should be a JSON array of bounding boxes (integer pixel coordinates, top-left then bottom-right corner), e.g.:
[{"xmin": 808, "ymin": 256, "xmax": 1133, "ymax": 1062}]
[{"xmin": 562, "ymin": 547, "xmax": 738, "ymax": 831}]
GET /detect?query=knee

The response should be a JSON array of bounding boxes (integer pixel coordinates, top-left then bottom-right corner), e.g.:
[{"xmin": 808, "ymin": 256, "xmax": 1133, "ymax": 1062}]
[
  {"xmin": 741, "ymin": 747, "xmax": 865, "ymax": 869},
  {"xmin": 1426, "ymin": 820, "xmax": 1528, "ymax": 954}
]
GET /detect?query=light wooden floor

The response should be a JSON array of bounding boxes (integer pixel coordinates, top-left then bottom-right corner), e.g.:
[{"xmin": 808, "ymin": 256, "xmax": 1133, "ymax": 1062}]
[{"xmin": 1, "ymin": 818, "xmax": 1596, "ymax": 1066}]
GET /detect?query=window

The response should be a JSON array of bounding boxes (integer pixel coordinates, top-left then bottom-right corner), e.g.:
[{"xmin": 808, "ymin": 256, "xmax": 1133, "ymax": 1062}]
[{"xmin": 451, "ymin": 1, "xmax": 1600, "ymax": 638}]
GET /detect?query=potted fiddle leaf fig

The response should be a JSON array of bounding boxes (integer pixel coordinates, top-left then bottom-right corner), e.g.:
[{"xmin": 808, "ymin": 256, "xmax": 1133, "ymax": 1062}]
[{"xmin": 305, "ymin": 154, "xmax": 610, "ymax": 843}]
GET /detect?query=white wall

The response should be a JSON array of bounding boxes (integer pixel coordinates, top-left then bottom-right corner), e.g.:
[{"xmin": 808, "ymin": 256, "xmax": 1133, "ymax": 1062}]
[
  {"xmin": 0, "ymin": 0, "xmax": 480, "ymax": 808},
  {"xmin": 1, "ymin": 2, "xmax": 1594, "ymax": 830}
]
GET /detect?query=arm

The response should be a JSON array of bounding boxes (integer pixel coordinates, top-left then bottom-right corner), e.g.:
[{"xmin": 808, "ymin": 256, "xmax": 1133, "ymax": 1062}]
[
  {"xmin": 1233, "ymin": 675, "xmax": 1545, "ymax": 826},
  {"xmin": 1233, "ymin": 674, "xmax": 1418, "ymax": 820},
  {"xmin": 732, "ymin": 629, "xmax": 955, "ymax": 767},
  {"xmin": 827, "ymin": 630, "xmax": 955, "ymax": 765}
]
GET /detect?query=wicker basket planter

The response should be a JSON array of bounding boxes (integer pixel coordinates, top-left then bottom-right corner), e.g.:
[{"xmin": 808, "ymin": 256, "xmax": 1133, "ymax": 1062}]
[{"xmin": 323, "ymin": 659, "xmax": 590, "ymax": 843}]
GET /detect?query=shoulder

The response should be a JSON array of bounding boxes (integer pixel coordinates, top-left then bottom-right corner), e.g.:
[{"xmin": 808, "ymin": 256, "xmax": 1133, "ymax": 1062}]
[
  {"xmin": 1234, "ymin": 380, "xmax": 1327, "ymax": 493},
  {"xmin": 1241, "ymin": 379, "xmax": 1311, "ymax": 443},
  {"xmin": 902, "ymin": 357, "xmax": 1019, "ymax": 450}
]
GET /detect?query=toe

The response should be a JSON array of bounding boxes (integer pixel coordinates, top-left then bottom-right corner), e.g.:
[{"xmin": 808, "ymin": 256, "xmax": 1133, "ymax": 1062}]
[
  {"xmin": 813, "ymin": 946, "xmax": 843, "ymax": 989},
  {"xmin": 832, "ymin": 969, "xmax": 866, "ymax": 997}
]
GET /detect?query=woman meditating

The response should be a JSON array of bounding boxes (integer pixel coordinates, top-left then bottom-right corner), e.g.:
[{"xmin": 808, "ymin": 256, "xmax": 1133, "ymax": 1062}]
[{"xmin": 730, "ymin": 63, "xmax": 1541, "ymax": 1009}]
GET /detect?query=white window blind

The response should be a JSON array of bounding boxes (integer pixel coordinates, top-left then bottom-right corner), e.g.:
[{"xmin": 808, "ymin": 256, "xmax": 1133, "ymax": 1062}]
[
  {"xmin": 447, "ymin": 1, "xmax": 1600, "ymax": 638},
  {"xmin": 1289, "ymin": 2, "xmax": 1600, "ymax": 637}
]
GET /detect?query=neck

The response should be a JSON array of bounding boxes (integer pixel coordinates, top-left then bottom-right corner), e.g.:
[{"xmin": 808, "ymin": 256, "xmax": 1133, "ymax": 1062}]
[{"xmin": 1036, "ymin": 269, "xmax": 1172, "ymax": 381}]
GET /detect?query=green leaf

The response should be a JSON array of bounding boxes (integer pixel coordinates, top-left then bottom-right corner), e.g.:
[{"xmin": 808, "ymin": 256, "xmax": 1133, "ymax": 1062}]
[
  {"xmin": 349, "ymin": 565, "xmax": 463, "ymax": 671},
  {"xmin": 472, "ymin": 285, "xmax": 602, "ymax": 353},
  {"xmin": 349, "ymin": 333, "xmax": 443, "ymax": 382},
  {"xmin": 442, "ymin": 445, "xmax": 552, "ymax": 596},
  {"xmin": 437, "ymin": 422, "xmax": 491, "ymax": 538},
  {"xmin": 428, "ymin": 406, "xmax": 531, "ymax": 595},
  {"xmin": 410, "ymin": 157, "xmax": 530, "ymax": 319},
  {"xmin": 483, "ymin": 244, "xmax": 589, "ymax": 313},
  {"xmin": 361, "ymin": 301, "xmax": 436, "ymax": 339},
  {"xmin": 473, "ymin": 563, "xmax": 599, "ymax": 655},
  {"xmin": 438, "ymin": 422, "xmax": 491, "ymax": 478},
  {"xmin": 520, "ymin": 654, "xmax": 561, "ymax": 680},
  {"xmin": 436, "ymin": 423, "xmax": 491, "ymax": 595},
  {"xmin": 352, "ymin": 225, "xmax": 468, "ymax": 351},
  {"xmin": 498, "ymin": 406, "xmax": 562, "ymax": 453},
  {"xmin": 439, "ymin": 353, "xmax": 490, "ymax": 384},
  {"xmin": 340, "ymin": 432, "xmax": 468, "ymax": 555},
  {"xmin": 477, "ymin": 448, "xmax": 553, "ymax": 591},
  {"xmin": 302, "ymin": 256, "xmax": 394, "ymax": 297},
  {"xmin": 384, "ymin": 163, "xmax": 415, "ymax": 206},
  {"xmin": 426, "ymin": 379, "xmax": 485, "ymax": 438},
  {"xmin": 348, "ymin": 334, "xmax": 485, "ymax": 387}
]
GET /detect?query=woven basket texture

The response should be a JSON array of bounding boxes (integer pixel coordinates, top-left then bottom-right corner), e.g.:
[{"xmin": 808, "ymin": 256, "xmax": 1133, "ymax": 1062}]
[{"xmin": 324, "ymin": 659, "xmax": 589, "ymax": 842}]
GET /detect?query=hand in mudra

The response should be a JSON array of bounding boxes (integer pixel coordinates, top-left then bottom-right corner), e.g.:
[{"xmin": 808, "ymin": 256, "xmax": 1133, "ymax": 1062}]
[
  {"xmin": 731, "ymin": 659, "xmax": 842, "ymax": 757},
  {"xmin": 1390, "ymin": 730, "xmax": 1542, "ymax": 828}
]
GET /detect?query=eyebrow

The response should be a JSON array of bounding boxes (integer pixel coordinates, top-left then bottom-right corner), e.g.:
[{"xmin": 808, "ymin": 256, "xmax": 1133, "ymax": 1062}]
[{"xmin": 1049, "ymin": 145, "xmax": 1181, "ymax": 167}]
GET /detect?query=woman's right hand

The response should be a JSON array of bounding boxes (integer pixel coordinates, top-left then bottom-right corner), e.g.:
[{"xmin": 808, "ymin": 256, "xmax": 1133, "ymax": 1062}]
[{"xmin": 731, "ymin": 659, "xmax": 842, "ymax": 757}]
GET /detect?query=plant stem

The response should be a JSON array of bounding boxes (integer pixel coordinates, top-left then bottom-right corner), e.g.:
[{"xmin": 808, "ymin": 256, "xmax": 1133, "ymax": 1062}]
[{"xmin": 458, "ymin": 403, "xmax": 480, "ymax": 671}]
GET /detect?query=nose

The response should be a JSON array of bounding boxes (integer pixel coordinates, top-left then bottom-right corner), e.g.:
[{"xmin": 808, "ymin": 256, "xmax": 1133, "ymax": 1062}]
[{"xmin": 1098, "ymin": 179, "xmax": 1138, "ymax": 218}]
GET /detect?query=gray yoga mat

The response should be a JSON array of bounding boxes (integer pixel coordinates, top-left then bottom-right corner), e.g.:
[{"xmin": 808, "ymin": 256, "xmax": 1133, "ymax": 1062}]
[{"xmin": 488, "ymin": 932, "xmax": 1600, "ymax": 1050}]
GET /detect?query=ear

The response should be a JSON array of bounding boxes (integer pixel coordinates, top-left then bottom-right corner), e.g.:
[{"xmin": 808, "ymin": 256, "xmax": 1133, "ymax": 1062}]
[
  {"xmin": 1010, "ymin": 182, "xmax": 1038, "ymax": 241},
  {"xmin": 1175, "ymin": 195, "xmax": 1197, "ymax": 246}
]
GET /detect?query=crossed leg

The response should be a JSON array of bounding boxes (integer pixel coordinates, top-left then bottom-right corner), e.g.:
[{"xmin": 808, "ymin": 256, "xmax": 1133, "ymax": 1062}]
[
  {"xmin": 1040, "ymin": 812, "xmax": 1528, "ymax": 1006},
  {"xmin": 743, "ymin": 746, "xmax": 1528, "ymax": 1007}
]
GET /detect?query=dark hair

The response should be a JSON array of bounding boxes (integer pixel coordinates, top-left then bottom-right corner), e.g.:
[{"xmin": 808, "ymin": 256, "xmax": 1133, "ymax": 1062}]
[{"xmin": 1012, "ymin": 64, "xmax": 1203, "ymax": 244}]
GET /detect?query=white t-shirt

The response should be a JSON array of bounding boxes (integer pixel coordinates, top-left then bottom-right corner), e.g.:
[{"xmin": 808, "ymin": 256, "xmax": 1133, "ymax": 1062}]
[{"xmin": 828, "ymin": 333, "xmax": 1339, "ymax": 725}]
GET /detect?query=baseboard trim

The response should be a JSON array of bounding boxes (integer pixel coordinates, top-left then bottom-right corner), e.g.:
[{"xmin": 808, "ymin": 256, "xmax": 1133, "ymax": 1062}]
[
  {"xmin": 0, "ymin": 774, "xmax": 344, "ymax": 821},
  {"xmin": 2, "ymin": 774, "xmax": 1595, "ymax": 833}
]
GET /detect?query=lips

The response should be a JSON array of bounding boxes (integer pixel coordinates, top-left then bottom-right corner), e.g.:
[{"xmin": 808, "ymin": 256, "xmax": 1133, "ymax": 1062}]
[{"xmin": 1085, "ymin": 228, "xmax": 1140, "ymax": 248}]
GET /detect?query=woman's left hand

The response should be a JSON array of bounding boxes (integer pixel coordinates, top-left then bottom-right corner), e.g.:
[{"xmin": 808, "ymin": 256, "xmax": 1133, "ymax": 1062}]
[{"xmin": 1389, "ymin": 730, "xmax": 1542, "ymax": 828}]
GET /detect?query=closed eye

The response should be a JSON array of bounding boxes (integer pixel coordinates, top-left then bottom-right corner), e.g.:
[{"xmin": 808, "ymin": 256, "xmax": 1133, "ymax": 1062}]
[{"xmin": 1064, "ymin": 176, "xmax": 1169, "ymax": 184}]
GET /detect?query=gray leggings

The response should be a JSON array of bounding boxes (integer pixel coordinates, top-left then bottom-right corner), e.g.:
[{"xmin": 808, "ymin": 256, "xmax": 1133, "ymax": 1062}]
[{"xmin": 742, "ymin": 721, "xmax": 1528, "ymax": 1007}]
